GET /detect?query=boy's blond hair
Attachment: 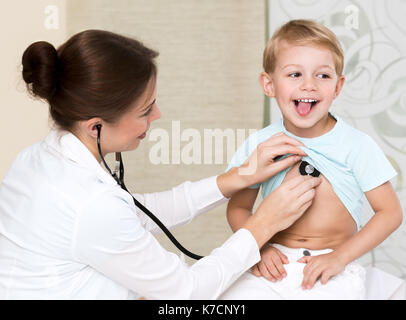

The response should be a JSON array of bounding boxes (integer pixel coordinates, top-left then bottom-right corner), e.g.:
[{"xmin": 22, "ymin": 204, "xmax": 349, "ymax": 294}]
[{"xmin": 263, "ymin": 19, "xmax": 344, "ymax": 76}]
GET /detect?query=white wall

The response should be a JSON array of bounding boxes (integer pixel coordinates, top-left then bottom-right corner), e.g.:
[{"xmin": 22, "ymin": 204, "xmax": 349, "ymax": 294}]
[{"xmin": 0, "ymin": 0, "xmax": 66, "ymax": 180}]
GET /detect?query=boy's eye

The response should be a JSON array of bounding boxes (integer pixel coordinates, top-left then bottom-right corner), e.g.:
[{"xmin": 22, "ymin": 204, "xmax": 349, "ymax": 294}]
[
  {"xmin": 317, "ymin": 74, "xmax": 330, "ymax": 79},
  {"xmin": 288, "ymin": 72, "xmax": 301, "ymax": 78}
]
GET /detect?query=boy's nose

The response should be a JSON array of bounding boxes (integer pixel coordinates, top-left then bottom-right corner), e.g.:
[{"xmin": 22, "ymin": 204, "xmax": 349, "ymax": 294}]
[{"xmin": 300, "ymin": 77, "xmax": 317, "ymax": 91}]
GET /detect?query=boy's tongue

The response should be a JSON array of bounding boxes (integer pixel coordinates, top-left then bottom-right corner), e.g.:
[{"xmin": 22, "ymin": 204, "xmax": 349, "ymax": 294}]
[{"xmin": 297, "ymin": 101, "xmax": 312, "ymax": 117}]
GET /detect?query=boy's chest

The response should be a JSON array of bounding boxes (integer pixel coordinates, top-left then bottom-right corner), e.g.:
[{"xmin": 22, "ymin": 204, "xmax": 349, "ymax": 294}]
[
  {"xmin": 284, "ymin": 161, "xmax": 339, "ymax": 202},
  {"xmin": 280, "ymin": 160, "xmax": 357, "ymax": 238}
]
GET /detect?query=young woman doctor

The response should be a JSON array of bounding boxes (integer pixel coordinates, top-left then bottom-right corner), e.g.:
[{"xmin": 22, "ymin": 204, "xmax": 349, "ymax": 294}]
[{"xmin": 0, "ymin": 30, "xmax": 320, "ymax": 299}]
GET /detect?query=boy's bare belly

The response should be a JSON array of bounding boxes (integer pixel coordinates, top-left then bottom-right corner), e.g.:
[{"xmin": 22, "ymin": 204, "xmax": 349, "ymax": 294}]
[{"xmin": 270, "ymin": 162, "xmax": 357, "ymax": 250}]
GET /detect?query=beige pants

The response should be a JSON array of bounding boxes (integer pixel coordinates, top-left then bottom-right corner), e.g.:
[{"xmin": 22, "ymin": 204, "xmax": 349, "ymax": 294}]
[{"xmin": 220, "ymin": 243, "xmax": 366, "ymax": 300}]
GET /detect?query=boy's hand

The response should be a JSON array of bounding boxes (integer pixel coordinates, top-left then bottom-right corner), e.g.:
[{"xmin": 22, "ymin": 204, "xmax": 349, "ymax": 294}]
[
  {"xmin": 298, "ymin": 251, "xmax": 346, "ymax": 290},
  {"xmin": 251, "ymin": 245, "xmax": 289, "ymax": 282}
]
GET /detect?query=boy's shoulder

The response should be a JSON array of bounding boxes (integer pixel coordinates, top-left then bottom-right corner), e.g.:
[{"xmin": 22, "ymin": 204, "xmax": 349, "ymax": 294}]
[
  {"xmin": 248, "ymin": 119, "xmax": 284, "ymax": 142},
  {"xmin": 243, "ymin": 115, "xmax": 379, "ymax": 152},
  {"xmin": 336, "ymin": 116, "xmax": 376, "ymax": 145}
]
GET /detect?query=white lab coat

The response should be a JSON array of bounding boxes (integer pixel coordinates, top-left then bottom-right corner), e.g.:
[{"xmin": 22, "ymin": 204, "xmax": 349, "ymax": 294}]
[{"xmin": 0, "ymin": 128, "xmax": 260, "ymax": 299}]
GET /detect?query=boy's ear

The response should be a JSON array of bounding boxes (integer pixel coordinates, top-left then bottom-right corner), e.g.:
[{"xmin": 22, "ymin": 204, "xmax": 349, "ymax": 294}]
[
  {"xmin": 259, "ymin": 72, "xmax": 275, "ymax": 98},
  {"xmin": 334, "ymin": 75, "xmax": 345, "ymax": 99}
]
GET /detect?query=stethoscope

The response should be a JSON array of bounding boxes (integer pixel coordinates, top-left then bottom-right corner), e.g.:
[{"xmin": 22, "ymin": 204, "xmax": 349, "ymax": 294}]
[
  {"xmin": 95, "ymin": 124, "xmax": 204, "ymax": 260},
  {"xmin": 95, "ymin": 125, "xmax": 321, "ymax": 261}
]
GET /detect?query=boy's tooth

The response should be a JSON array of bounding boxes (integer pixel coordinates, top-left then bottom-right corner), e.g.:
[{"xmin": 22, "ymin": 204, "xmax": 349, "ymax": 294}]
[{"xmin": 297, "ymin": 99, "xmax": 319, "ymax": 103}]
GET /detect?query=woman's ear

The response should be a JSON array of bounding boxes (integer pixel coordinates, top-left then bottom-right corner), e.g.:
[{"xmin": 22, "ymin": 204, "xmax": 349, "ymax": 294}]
[
  {"xmin": 83, "ymin": 118, "xmax": 103, "ymax": 139},
  {"xmin": 259, "ymin": 72, "xmax": 275, "ymax": 98}
]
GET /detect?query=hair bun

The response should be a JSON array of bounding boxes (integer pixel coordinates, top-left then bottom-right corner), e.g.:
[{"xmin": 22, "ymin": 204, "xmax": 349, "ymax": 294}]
[{"xmin": 22, "ymin": 41, "xmax": 58, "ymax": 101}]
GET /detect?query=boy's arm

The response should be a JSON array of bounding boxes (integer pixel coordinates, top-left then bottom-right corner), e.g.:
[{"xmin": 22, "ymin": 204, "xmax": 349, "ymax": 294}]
[
  {"xmin": 335, "ymin": 181, "xmax": 403, "ymax": 264},
  {"xmin": 300, "ymin": 181, "xmax": 403, "ymax": 289},
  {"xmin": 227, "ymin": 188, "xmax": 259, "ymax": 232},
  {"xmin": 228, "ymin": 187, "xmax": 291, "ymax": 282}
]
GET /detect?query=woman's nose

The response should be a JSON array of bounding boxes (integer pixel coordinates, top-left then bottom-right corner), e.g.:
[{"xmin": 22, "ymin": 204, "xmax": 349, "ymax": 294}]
[{"xmin": 149, "ymin": 105, "xmax": 161, "ymax": 121}]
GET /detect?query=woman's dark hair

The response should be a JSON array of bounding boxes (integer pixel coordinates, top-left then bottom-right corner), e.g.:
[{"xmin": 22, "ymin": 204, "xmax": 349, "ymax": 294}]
[{"xmin": 22, "ymin": 30, "xmax": 159, "ymax": 131}]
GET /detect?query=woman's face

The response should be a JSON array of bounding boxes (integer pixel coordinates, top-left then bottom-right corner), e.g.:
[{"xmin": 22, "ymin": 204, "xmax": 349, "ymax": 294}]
[{"xmin": 101, "ymin": 78, "xmax": 161, "ymax": 154}]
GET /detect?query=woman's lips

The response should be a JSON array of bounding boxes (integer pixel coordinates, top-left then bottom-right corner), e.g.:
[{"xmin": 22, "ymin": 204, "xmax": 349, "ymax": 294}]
[{"xmin": 138, "ymin": 126, "xmax": 150, "ymax": 139}]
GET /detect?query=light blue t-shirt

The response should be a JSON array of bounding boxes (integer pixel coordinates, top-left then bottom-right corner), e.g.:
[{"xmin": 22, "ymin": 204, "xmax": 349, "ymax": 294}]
[{"xmin": 226, "ymin": 114, "xmax": 397, "ymax": 230}]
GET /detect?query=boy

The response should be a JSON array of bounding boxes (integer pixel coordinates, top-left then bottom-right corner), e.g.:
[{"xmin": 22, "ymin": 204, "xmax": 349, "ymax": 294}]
[{"xmin": 224, "ymin": 20, "xmax": 403, "ymax": 299}]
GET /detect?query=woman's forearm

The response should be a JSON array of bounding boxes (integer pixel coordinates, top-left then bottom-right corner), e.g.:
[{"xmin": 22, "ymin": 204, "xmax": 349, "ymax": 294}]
[{"xmin": 216, "ymin": 167, "xmax": 252, "ymax": 199}]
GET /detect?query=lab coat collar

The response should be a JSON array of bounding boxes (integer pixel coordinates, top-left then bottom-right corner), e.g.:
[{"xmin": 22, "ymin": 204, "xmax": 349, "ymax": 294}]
[{"xmin": 43, "ymin": 127, "xmax": 118, "ymax": 186}]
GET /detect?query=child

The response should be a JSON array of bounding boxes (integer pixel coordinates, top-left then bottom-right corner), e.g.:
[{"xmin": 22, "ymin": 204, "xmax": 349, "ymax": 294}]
[{"xmin": 224, "ymin": 19, "xmax": 403, "ymax": 299}]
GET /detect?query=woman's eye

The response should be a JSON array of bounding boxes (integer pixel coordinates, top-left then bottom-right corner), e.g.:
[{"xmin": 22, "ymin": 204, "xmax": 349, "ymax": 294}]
[
  {"xmin": 142, "ymin": 100, "xmax": 156, "ymax": 117},
  {"xmin": 288, "ymin": 72, "xmax": 301, "ymax": 78},
  {"xmin": 143, "ymin": 107, "xmax": 153, "ymax": 117}
]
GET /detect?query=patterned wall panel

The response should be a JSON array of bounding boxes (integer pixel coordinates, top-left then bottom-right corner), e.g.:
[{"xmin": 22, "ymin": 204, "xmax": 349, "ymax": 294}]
[{"xmin": 267, "ymin": 0, "xmax": 406, "ymax": 279}]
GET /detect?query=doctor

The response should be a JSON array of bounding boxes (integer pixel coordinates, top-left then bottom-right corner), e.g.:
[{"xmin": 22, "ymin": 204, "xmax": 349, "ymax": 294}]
[{"xmin": 0, "ymin": 29, "xmax": 320, "ymax": 299}]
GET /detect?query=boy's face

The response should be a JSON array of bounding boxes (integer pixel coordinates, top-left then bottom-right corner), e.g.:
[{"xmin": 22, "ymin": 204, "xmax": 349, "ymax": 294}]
[{"xmin": 260, "ymin": 41, "xmax": 345, "ymax": 137}]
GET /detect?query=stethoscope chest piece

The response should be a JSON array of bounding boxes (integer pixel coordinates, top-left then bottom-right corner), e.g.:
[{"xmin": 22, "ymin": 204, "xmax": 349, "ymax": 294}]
[{"xmin": 299, "ymin": 160, "xmax": 320, "ymax": 177}]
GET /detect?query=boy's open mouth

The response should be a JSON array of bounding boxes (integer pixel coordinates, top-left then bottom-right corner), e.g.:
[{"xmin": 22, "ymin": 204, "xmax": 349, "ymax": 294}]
[{"xmin": 293, "ymin": 99, "xmax": 319, "ymax": 117}]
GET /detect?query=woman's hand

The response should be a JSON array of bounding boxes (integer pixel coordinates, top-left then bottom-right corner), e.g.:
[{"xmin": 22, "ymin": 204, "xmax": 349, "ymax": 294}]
[
  {"xmin": 240, "ymin": 132, "xmax": 307, "ymax": 186},
  {"xmin": 217, "ymin": 133, "xmax": 307, "ymax": 198},
  {"xmin": 251, "ymin": 245, "xmax": 289, "ymax": 282},
  {"xmin": 298, "ymin": 251, "xmax": 346, "ymax": 290},
  {"xmin": 243, "ymin": 175, "xmax": 321, "ymax": 248}
]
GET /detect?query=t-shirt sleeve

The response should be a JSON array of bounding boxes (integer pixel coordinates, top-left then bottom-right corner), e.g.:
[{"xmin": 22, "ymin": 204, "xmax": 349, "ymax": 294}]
[
  {"xmin": 350, "ymin": 134, "xmax": 398, "ymax": 192},
  {"xmin": 225, "ymin": 134, "xmax": 261, "ymax": 189}
]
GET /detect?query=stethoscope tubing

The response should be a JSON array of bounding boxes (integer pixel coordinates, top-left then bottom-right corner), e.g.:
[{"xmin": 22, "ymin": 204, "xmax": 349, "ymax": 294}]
[{"xmin": 96, "ymin": 125, "xmax": 203, "ymax": 260}]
